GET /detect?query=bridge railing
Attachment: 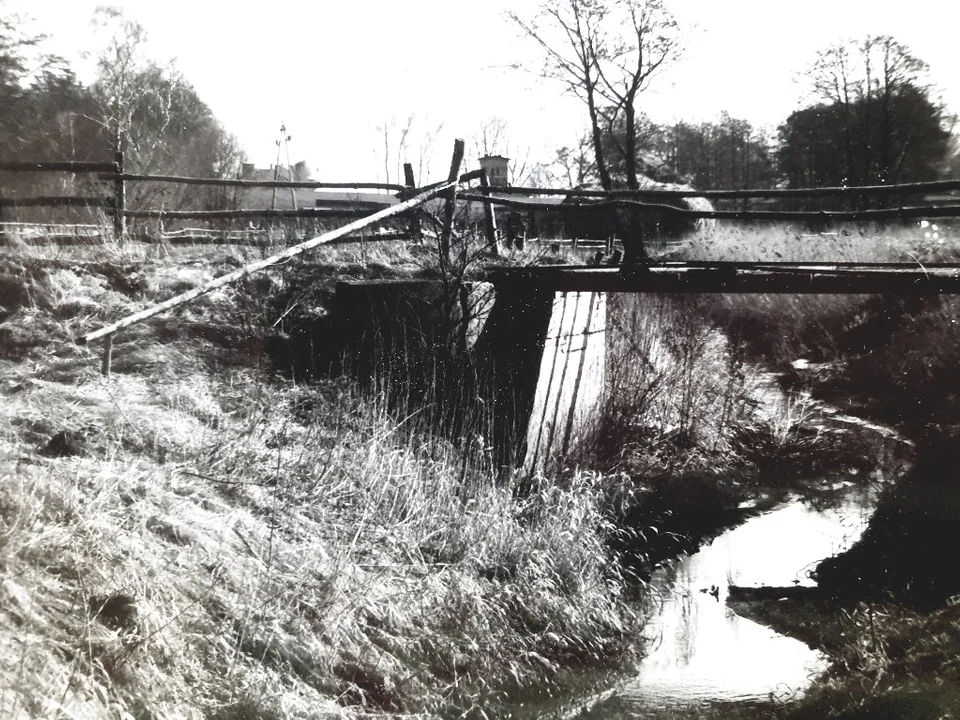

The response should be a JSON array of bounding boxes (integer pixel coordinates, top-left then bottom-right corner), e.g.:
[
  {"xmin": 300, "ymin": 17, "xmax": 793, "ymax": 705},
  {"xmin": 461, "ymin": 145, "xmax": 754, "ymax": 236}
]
[
  {"xmin": 460, "ymin": 179, "xmax": 960, "ymax": 220},
  {"xmin": 457, "ymin": 177, "xmax": 960, "ymax": 260}
]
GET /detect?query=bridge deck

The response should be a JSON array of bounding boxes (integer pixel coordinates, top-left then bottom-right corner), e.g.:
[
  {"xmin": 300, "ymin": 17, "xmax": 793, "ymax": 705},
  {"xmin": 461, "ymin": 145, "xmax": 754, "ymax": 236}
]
[{"xmin": 490, "ymin": 262, "xmax": 960, "ymax": 294}]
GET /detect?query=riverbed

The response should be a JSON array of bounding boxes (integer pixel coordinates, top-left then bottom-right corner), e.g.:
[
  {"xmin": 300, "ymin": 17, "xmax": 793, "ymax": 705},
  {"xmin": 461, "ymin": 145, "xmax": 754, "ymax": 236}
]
[{"xmin": 580, "ymin": 479, "xmax": 886, "ymax": 718}]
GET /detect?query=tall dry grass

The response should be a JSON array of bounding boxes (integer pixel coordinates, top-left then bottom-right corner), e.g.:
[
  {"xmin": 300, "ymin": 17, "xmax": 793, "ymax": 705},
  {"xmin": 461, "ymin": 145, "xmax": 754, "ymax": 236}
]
[
  {"xmin": 0, "ymin": 240, "xmax": 642, "ymax": 718},
  {"xmin": 668, "ymin": 220, "xmax": 960, "ymax": 368},
  {"xmin": 579, "ymin": 291, "xmax": 832, "ymax": 480}
]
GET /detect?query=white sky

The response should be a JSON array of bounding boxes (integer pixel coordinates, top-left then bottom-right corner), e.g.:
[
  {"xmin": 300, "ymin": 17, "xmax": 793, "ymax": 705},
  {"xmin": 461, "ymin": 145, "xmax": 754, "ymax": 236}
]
[{"xmin": 11, "ymin": 0, "xmax": 960, "ymax": 183}]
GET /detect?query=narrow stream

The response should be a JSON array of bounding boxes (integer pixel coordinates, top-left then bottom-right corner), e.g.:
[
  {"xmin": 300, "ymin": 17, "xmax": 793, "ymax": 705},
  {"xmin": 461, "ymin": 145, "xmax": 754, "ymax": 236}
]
[{"xmin": 581, "ymin": 480, "xmax": 883, "ymax": 719}]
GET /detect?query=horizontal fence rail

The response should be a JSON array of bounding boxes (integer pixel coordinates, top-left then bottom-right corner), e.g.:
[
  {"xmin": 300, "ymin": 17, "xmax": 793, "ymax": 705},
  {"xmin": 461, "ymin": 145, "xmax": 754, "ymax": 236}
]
[
  {"xmin": 0, "ymin": 196, "xmax": 111, "ymax": 209},
  {"xmin": 0, "ymin": 160, "xmax": 118, "ymax": 173},
  {"xmin": 457, "ymin": 191, "xmax": 960, "ymax": 221},
  {"xmin": 121, "ymin": 207, "xmax": 373, "ymax": 220},
  {"xmin": 101, "ymin": 173, "xmax": 406, "ymax": 192},
  {"xmin": 473, "ymin": 178, "xmax": 960, "ymax": 200},
  {"xmin": 5, "ymin": 151, "xmax": 958, "ymax": 233}
]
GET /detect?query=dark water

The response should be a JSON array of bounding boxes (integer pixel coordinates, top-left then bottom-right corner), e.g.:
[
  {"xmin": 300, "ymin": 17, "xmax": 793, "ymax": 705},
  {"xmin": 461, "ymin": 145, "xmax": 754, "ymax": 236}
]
[{"xmin": 580, "ymin": 482, "xmax": 882, "ymax": 719}]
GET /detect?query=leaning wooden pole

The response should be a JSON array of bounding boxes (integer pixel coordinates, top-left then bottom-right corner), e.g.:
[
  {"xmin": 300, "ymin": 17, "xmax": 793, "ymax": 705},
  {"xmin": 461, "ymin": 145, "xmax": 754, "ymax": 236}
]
[
  {"xmin": 439, "ymin": 138, "xmax": 465, "ymax": 264},
  {"xmin": 78, "ymin": 180, "xmax": 456, "ymax": 347}
]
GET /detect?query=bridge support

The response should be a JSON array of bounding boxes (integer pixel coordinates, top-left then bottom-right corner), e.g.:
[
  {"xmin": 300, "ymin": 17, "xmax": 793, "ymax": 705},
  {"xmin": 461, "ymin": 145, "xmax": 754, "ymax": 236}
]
[
  {"xmin": 522, "ymin": 291, "xmax": 606, "ymax": 475},
  {"xmin": 335, "ymin": 280, "xmax": 607, "ymax": 475}
]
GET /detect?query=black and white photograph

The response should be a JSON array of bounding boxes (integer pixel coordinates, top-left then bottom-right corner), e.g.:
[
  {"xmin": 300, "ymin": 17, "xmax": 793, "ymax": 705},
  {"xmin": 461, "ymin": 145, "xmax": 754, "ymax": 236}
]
[{"xmin": 1, "ymin": 1, "xmax": 959, "ymax": 717}]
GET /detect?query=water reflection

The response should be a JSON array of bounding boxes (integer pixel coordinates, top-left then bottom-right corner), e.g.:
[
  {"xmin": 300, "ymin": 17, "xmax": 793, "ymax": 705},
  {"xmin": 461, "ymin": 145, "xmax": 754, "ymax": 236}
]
[{"xmin": 584, "ymin": 483, "xmax": 881, "ymax": 718}]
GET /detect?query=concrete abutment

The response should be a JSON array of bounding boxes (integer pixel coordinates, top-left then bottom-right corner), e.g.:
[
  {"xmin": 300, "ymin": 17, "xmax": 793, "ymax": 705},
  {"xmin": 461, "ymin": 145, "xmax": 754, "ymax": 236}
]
[{"xmin": 335, "ymin": 279, "xmax": 606, "ymax": 473}]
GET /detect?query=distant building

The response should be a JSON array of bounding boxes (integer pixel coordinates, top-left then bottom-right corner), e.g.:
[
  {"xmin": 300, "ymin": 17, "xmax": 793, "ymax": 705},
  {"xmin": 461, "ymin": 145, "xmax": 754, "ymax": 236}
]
[
  {"xmin": 238, "ymin": 161, "xmax": 314, "ymax": 210},
  {"xmin": 314, "ymin": 191, "xmax": 397, "ymax": 212},
  {"xmin": 479, "ymin": 155, "xmax": 510, "ymax": 187},
  {"xmin": 240, "ymin": 161, "xmax": 311, "ymax": 183}
]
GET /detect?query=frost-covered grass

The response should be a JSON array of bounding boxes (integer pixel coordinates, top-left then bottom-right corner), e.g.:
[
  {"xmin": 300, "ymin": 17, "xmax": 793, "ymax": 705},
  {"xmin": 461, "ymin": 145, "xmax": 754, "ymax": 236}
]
[{"xmin": 0, "ymin": 242, "xmax": 641, "ymax": 718}]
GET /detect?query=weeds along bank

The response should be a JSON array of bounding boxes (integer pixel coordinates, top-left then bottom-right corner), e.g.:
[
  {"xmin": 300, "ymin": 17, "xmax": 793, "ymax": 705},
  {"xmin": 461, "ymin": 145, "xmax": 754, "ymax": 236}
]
[
  {"xmin": 566, "ymin": 290, "xmax": 893, "ymax": 575},
  {"xmin": 678, "ymin": 221, "xmax": 960, "ymax": 412},
  {"xmin": 672, "ymin": 221, "xmax": 960, "ymax": 719},
  {"xmin": 0, "ymin": 243, "xmax": 640, "ymax": 718}
]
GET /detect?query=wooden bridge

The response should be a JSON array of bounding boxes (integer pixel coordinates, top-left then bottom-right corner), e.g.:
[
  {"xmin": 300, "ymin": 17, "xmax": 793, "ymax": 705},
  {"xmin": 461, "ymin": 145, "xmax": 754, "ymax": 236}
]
[{"xmin": 60, "ymin": 139, "xmax": 960, "ymax": 474}]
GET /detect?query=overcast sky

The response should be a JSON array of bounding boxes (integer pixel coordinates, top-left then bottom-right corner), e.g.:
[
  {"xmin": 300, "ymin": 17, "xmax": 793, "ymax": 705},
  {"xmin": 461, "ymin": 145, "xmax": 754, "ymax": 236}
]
[{"xmin": 12, "ymin": 0, "xmax": 960, "ymax": 183}]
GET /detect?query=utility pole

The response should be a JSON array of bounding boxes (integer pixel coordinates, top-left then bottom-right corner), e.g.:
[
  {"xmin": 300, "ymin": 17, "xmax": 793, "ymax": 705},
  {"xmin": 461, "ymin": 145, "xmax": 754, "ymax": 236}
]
[
  {"xmin": 271, "ymin": 122, "xmax": 298, "ymax": 211},
  {"xmin": 281, "ymin": 123, "xmax": 297, "ymax": 211}
]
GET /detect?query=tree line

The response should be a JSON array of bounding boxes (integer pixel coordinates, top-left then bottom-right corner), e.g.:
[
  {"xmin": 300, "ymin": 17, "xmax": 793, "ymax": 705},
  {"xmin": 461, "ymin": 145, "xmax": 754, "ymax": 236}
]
[
  {"xmin": 3, "ymin": 0, "xmax": 958, "ymax": 219},
  {"xmin": 0, "ymin": 3, "xmax": 243, "ymax": 215},
  {"xmin": 514, "ymin": 0, "xmax": 957, "ymax": 195}
]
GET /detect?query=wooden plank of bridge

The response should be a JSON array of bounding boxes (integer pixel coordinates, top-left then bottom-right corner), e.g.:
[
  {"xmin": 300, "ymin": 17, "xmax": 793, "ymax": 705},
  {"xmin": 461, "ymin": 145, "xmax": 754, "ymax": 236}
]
[{"xmin": 491, "ymin": 264, "xmax": 960, "ymax": 295}]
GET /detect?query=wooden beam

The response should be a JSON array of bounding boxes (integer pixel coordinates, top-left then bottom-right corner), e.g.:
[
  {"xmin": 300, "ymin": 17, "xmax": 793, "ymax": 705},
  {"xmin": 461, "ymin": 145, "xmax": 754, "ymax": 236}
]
[
  {"xmin": 0, "ymin": 161, "xmax": 116, "ymax": 173},
  {"xmin": 78, "ymin": 180, "xmax": 456, "ymax": 346},
  {"xmin": 457, "ymin": 191, "xmax": 960, "ymax": 222},
  {"xmin": 0, "ymin": 197, "xmax": 109, "ymax": 208},
  {"xmin": 471, "ymin": 178, "xmax": 960, "ymax": 200},
  {"xmin": 490, "ymin": 264, "xmax": 960, "ymax": 294},
  {"xmin": 101, "ymin": 334, "xmax": 113, "ymax": 376},
  {"xmin": 478, "ymin": 170, "xmax": 499, "ymax": 256},
  {"xmin": 403, "ymin": 163, "xmax": 421, "ymax": 243},
  {"xmin": 100, "ymin": 173, "xmax": 406, "ymax": 192},
  {"xmin": 122, "ymin": 207, "xmax": 373, "ymax": 220},
  {"xmin": 113, "ymin": 150, "xmax": 125, "ymax": 239}
]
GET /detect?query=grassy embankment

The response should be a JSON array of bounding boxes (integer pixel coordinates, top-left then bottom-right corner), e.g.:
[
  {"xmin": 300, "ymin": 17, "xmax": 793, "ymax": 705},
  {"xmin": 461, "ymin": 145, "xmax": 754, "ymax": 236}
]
[
  {"xmin": 1, "ymin": 218, "xmax": 948, "ymax": 717},
  {"xmin": 0, "ymin": 235, "xmax": 641, "ymax": 718},
  {"xmin": 673, "ymin": 220, "xmax": 960, "ymax": 719}
]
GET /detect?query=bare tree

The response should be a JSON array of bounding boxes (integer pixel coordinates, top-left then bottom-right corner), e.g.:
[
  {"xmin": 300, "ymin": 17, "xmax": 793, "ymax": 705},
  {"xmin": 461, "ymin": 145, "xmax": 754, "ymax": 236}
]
[
  {"xmin": 594, "ymin": 0, "xmax": 681, "ymax": 190},
  {"xmin": 547, "ymin": 135, "xmax": 595, "ymax": 187},
  {"xmin": 88, "ymin": 6, "xmax": 245, "ymax": 211},
  {"xmin": 509, "ymin": 1, "xmax": 612, "ymax": 190},
  {"xmin": 376, "ymin": 114, "xmax": 414, "ymax": 186},
  {"xmin": 510, "ymin": 0, "xmax": 682, "ymax": 191},
  {"xmin": 374, "ymin": 114, "xmax": 444, "ymax": 186},
  {"xmin": 470, "ymin": 116, "xmax": 540, "ymax": 186},
  {"xmin": 89, "ymin": 5, "xmax": 150, "ymax": 154},
  {"xmin": 475, "ymin": 116, "xmax": 509, "ymax": 158}
]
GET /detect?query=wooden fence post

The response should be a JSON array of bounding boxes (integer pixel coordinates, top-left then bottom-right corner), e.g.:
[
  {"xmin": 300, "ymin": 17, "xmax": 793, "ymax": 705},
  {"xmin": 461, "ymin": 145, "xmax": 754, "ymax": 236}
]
[
  {"xmin": 113, "ymin": 150, "xmax": 125, "ymax": 240},
  {"xmin": 478, "ymin": 169, "xmax": 499, "ymax": 256},
  {"xmin": 439, "ymin": 138, "xmax": 465, "ymax": 264},
  {"xmin": 101, "ymin": 333, "xmax": 113, "ymax": 377},
  {"xmin": 403, "ymin": 162, "xmax": 422, "ymax": 243}
]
